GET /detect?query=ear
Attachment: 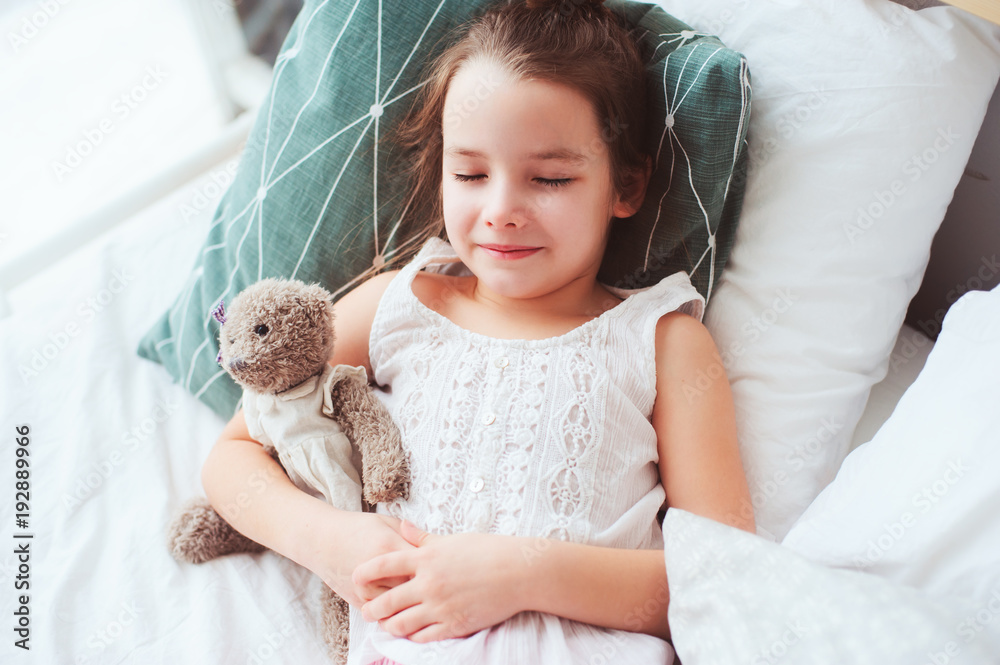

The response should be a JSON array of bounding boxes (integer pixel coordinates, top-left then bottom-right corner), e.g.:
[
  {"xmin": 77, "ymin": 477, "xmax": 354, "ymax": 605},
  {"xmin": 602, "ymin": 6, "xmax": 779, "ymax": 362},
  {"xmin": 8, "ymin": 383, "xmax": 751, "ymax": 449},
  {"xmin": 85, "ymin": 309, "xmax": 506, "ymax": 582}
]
[{"xmin": 611, "ymin": 155, "xmax": 652, "ymax": 219}]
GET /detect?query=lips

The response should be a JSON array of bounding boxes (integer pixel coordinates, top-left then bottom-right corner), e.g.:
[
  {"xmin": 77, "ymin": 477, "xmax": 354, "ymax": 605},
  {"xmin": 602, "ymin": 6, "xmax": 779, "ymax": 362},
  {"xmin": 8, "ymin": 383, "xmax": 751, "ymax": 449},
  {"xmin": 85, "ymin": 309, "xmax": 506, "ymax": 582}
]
[{"xmin": 478, "ymin": 244, "xmax": 542, "ymax": 260}]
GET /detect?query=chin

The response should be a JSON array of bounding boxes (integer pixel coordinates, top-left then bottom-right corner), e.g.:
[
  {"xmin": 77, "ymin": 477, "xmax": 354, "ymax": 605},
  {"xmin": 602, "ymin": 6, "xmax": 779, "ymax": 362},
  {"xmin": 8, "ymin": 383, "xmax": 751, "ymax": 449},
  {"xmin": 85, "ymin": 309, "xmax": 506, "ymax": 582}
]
[{"xmin": 478, "ymin": 274, "xmax": 549, "ymax": 300}]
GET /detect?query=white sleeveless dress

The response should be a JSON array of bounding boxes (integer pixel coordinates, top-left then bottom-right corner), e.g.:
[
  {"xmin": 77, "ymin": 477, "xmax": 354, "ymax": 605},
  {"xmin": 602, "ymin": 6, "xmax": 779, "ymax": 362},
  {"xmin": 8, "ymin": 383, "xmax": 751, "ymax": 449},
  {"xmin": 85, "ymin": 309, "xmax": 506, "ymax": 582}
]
[{"xmin": 348, "ymin": 238, "xmax": 704, "ymax": 665}]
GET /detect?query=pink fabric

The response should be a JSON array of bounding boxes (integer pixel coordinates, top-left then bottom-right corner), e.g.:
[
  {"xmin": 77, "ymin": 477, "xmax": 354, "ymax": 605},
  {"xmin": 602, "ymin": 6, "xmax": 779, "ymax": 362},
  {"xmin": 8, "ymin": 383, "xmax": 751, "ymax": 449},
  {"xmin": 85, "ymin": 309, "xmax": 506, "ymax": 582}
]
[{"xmin": 369, "ymin": 659, "xmax": 403, "ymax": 665}]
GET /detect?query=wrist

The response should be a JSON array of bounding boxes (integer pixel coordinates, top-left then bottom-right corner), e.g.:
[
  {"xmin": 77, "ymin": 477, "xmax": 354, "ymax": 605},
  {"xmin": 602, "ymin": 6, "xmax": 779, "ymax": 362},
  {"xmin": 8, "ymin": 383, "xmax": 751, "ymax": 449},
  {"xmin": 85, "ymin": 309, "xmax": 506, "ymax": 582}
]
[
  {"xmin": 284, "ymin": 496, "xmax": 347, "ymax": 572},
  {"xmin": 509, "ymin": 534, "xmax": 550, "ymax": 614}
]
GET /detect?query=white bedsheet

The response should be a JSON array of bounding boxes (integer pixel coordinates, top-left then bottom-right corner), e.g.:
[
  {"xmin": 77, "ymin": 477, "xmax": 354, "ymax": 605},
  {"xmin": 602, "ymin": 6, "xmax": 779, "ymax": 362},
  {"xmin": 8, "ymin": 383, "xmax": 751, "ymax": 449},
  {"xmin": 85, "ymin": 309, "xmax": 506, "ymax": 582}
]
[{"xmin": 0, "ymin": 168, "xmax": 331, "ymax": 664}]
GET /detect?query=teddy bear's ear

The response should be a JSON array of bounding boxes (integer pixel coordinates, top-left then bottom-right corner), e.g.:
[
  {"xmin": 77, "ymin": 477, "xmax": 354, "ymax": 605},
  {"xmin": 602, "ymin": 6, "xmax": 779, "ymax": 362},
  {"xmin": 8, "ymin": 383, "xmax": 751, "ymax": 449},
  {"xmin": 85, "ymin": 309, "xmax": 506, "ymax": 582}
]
[
  {"xmin": 211, "ymin": 300, "xmax": 227, "ymax": 324},
  {"xmin": 299, "ymin": 284, "xmax": 335, "ymax": 322}
]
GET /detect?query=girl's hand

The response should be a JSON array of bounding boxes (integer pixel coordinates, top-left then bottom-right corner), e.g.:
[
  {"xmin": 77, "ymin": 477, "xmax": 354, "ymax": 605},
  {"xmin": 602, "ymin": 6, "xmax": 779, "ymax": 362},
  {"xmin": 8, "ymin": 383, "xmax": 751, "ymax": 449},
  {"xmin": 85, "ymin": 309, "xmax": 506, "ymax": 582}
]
[
  {"xmin": 353, "ymin": 521, "xmax": 526, "ymax": 642},
  {"xmin": 298, "ymin": 507, "xmax": 413, "ymax": 609}
]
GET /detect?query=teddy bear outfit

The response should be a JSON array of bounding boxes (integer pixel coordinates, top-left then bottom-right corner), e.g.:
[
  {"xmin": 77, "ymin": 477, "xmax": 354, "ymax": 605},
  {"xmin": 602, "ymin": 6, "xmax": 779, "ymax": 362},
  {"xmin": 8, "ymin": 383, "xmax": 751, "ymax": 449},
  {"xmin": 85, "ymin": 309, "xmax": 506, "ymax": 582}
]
[
  {"xmin": 347, "ymin": 238, "xmax": 705, "ymax": 665},
  {"xmin": 243, "ymin": 362, "xmax": 369, "ymax": 512}
]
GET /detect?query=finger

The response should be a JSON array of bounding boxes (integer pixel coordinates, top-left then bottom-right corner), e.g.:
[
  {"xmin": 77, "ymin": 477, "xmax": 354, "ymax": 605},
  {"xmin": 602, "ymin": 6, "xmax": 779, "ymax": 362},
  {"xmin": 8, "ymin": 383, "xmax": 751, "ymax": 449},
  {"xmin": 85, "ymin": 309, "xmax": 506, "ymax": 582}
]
[
  {"xmin": 407, "ymin": 621, "xmax": 462, "ymax": 643},
  {"xmin": 399, "ymin": 520, "xmax": 433, "ymax": 547},
  {"xmin": 377, "ymin": 513, "xmax": 404, "ymax": 533},
  {"xmin": 376, "ymin": 603, "xmax": 436, "ymax": 639},
  {"xmin": 357, "ymin": 575, "xmax": 411, "ymax": 602},
  {"xmin": 420, "ymin": 608, "xmax": 478, "ymax": 642},
  {"xmin": 362, "ymin": 579, "xmax": 422, "ymax": 623},
  {"xmin": 353, "ymin": 551, "xmax": 416, "ymax": 587},
  {"xmin": 404, "ymin": 622, "xmax": 444, "ymax": 643}
]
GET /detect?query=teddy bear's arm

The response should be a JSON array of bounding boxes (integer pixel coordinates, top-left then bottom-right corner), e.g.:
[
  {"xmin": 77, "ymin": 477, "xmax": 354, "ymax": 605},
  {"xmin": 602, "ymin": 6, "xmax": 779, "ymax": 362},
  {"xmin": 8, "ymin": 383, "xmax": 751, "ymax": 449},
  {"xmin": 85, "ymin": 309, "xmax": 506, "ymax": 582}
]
[{"xmin": 327, "ymin": 374, "xmax": 409, "ymax": 505}]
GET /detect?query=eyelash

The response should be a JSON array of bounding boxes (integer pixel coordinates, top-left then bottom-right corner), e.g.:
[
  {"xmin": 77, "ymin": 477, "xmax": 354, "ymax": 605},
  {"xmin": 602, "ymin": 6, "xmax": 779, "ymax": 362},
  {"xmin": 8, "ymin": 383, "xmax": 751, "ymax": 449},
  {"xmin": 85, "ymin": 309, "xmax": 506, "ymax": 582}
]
[{"xmin": 452, "ymin": 174, "xmax": 572, "ymax": 188}]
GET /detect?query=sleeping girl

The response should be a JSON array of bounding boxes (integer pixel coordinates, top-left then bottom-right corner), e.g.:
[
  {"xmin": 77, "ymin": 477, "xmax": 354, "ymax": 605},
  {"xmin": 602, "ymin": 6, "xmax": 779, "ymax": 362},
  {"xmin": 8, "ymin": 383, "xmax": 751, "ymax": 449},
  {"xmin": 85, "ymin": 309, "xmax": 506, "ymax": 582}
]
[{"xmin": 202, "ymin": 0, "xmax": 754, "ymax": 662}]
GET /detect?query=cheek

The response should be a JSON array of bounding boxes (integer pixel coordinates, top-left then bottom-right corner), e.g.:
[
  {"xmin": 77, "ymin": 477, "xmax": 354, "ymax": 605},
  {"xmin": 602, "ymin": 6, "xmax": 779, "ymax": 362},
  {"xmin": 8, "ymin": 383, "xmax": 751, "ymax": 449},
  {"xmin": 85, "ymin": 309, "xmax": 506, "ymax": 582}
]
[{"xmin": 442, "ymin": 183, "xmax": 474, "ymax": 221}]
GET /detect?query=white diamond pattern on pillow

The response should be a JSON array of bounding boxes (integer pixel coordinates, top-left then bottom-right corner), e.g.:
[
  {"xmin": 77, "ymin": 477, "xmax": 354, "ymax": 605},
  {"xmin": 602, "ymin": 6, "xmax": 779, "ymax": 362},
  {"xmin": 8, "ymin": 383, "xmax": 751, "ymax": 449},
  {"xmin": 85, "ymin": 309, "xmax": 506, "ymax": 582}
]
[
  {"xmin": 644, "ymin": 33, "xmax": 752, "ymax": 302},
  {"xmin": 663, "ymin": 509, "xmax": 995, "ymax": 665},
  {"xmin": 655, "ymin": 0, "xmax": 1000, "ymax": 540},
  {"xmin": 176, "ymin": 0, "xmax": 443, "ymax": 400}
]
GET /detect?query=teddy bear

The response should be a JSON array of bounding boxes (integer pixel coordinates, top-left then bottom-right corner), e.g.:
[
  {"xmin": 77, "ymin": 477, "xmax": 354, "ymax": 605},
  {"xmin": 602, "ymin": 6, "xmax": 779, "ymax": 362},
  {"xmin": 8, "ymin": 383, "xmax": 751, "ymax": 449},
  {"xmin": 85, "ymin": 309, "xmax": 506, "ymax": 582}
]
[{"xmin": 166, "ymin": 277, "xmax": 409, "ymax": 665}]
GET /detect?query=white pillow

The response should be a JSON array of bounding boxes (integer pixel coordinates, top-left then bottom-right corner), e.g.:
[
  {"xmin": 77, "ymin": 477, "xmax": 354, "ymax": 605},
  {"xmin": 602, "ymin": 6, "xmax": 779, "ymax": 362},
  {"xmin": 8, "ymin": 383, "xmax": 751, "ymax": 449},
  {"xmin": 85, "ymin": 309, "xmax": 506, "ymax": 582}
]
[
  {"xmin": 654, "ymin": 0, "xmax": 1000, "ymax": 540},
  {"xmin": 663, "ymin": 508, "xmax": 994, "ymax": 665},
  {"xmin": 782, "ymin": 285, "xmax": 1000, "ymax": 657}
]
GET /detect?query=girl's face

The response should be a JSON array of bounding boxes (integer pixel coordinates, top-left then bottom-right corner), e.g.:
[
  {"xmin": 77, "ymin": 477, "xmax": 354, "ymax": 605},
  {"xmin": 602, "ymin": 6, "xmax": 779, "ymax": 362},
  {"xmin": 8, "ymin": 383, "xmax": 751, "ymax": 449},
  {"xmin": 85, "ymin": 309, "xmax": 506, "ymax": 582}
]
[{"xmin": 441, "ymin": 62, "xmax": 639, "ymax": 303}]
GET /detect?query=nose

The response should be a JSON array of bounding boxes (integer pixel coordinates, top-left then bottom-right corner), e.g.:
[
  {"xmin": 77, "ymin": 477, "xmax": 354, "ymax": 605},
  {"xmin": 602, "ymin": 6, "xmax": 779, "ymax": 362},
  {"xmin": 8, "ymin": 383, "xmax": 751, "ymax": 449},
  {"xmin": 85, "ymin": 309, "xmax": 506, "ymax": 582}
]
[
  {"xmin": 229, "ymin": 358, "xmax": 248, "ymax": 373},
  {"xmin": 483, "ymin": 178, "xmax": 524, "ymax": 228}
]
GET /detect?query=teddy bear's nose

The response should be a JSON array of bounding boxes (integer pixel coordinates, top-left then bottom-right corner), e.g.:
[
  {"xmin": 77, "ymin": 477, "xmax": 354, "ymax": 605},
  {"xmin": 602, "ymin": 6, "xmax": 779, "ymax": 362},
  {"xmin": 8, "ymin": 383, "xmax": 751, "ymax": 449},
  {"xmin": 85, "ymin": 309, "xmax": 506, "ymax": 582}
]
[{"xmin": 229, "ymin": 358, "xmax": 248, "ymax": 372}]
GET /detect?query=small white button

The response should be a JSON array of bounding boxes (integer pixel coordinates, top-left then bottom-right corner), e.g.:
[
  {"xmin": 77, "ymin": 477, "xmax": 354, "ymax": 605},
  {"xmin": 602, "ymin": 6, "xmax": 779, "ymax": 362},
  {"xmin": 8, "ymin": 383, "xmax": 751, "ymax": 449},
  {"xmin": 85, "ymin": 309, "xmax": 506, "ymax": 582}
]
[
  {"xmin": 469, "ymin": 477, "xmax": 485, "ymax": 493},
  {"xmin": 481, "ymin": 413, "xmax": 496, "ymax": 425},
  {"xmin": 494, "ymin": 357, "xmax": 509, "ymax": 369}
]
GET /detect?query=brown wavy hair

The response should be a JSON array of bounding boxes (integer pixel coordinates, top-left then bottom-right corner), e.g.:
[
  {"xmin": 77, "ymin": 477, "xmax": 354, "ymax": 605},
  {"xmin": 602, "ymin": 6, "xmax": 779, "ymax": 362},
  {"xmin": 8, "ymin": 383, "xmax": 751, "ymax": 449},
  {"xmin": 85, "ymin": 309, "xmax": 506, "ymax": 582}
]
[{"xmin": 385, "ymin": 0, "xmax": 650, "ymax": 254}]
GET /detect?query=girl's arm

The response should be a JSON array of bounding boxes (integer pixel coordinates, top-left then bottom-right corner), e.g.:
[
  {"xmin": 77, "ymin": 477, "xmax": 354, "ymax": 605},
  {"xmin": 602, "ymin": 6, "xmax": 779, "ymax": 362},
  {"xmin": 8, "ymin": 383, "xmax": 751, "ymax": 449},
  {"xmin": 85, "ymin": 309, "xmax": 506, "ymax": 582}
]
[
  {"xmin": 201, "ymin": 270, "xmax": 412, "ymax": 607},
  {"xmin": 356, "ymin": 523, "xmax": 672, "ymax": 639},
  {"xmin": 652, "ymin": 310, "xmax": 755, "ymax": 534},
  {"xmin": 355, "ymin": 310, "xmax": 754, "ymax": 640}
]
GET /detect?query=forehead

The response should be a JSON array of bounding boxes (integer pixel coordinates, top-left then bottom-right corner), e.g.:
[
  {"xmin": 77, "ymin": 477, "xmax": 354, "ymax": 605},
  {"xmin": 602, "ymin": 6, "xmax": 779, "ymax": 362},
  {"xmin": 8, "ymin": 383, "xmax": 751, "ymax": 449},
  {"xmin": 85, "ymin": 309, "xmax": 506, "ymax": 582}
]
[{"xmin": 442, "ymin": 61, "xmax": 605, "ymax": 162}]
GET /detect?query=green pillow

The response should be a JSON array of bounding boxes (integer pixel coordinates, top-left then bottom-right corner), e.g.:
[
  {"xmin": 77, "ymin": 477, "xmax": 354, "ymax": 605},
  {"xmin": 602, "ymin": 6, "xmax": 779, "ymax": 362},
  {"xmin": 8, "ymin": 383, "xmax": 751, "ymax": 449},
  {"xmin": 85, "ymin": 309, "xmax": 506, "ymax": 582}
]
[{"xmin": 138, "ymin": 0, "xmax": 750, "ymax": 419}]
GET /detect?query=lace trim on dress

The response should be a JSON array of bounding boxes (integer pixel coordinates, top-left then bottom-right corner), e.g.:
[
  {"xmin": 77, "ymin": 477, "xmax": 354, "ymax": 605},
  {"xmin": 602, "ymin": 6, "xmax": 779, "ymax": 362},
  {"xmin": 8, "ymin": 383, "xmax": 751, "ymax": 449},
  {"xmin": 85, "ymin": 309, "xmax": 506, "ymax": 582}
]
[
  {"xmin": 545, "ymin": 336, "xmax": 601, "ymax": 542},
  {"xmin": 491, "ymin": 349, "xmax": 548, "ymax": 535}
]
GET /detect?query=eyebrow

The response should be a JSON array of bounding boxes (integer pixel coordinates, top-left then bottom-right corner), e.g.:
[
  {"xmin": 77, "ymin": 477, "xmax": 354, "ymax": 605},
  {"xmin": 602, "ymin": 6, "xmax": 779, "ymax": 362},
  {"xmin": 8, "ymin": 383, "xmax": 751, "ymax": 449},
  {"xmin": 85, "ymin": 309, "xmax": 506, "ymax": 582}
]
[{"xmin": 444, "ymin": 146, "xmax": 589, "ymax": 164}]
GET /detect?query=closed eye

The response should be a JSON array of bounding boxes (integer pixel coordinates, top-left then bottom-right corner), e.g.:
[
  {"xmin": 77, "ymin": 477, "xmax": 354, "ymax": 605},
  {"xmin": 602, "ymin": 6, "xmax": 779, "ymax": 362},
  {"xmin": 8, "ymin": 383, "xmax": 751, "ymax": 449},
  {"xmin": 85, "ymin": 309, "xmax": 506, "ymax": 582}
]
[
  {"xmin": 536, "ymin": 178, "xmax": 572, "ymax": 188},
  {"xmin": 452, "ymin": 174, "xmax": 572, "ymax": 188}
]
